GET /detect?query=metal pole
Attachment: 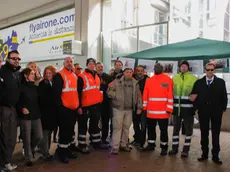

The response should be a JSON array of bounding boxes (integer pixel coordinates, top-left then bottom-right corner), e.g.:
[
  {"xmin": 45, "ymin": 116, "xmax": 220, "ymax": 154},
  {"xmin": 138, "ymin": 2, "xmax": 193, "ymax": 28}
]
[{"xmin": 137, "ymin": 26, "xmax": 139, "ymax": 52}]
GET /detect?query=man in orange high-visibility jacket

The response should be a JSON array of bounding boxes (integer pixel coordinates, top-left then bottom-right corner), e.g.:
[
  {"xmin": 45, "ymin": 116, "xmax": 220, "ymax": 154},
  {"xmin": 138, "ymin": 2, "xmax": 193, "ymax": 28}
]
[
  {"xmin": 53, "ymin": 57, "xmax": 80, "ymax": 164},
  {"xmin": 142, "ymin": 63, "xmax": 173, "ymax": 156},
  {"xmin": 77, "ymin": 58, "xmax": 103, "ymax": 154}
]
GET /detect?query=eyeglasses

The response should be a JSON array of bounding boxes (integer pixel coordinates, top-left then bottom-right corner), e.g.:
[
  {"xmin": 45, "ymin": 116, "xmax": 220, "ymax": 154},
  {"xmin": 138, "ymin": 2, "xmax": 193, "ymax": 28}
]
[
  {"xmin": 9, "ymin": 57, "xmax": 21, "ymax": 61},
  {"xmin": 206, "ymin": 69, "xmax": 214, "ymax": 71}
]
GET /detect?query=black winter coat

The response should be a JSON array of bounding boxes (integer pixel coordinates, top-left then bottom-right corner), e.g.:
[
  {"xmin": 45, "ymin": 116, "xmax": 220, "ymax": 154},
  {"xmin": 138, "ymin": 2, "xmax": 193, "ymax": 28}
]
[
  {"xmin": 191, "ymin": 75, "xmax": 228, "ymax": 114},
  {"xmin": 38, "ymin": 79, "xmax": 57, "ymax": 130},
  {"xmin": 133, "ymin": 74, "xmax": 149, "ymax": 95},
  {"xmin": 17, "ymin": 81, "xmax": 41, "ymax": 120},
  {"xmin": 0, "ymin": 61, "xmax": 21, "ymax": 107}
]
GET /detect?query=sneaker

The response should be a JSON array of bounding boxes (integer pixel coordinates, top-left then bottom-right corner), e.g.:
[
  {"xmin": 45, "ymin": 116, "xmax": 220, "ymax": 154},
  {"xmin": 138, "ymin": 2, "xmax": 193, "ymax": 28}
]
[
  {"xmin": 25, "ymin": 161, "xmax": 33, "ymax": 167},
  {"xmin": 142, "ymin": 144, "xmax": 155, "ymax": 152},
  {"xmin": 212, "ymin": 156, "xmax": 223, "ymax": 165},
  {"xmin": 198, "ymin": 155, "xmax": 208, "ymax": 162},
  {"xmin": 168, "ymin": 149, "xmax": 178, "ymax": 156},
  {"xmin": 130, "ymin": 140, "xmax": 140, "ymax": 146},
  {"xmin": 5, "ymin": 163, "xmax": 17, "ymax": 171},
  {"xmin": 119, "ymin": 146, "xmax": 132, "ymax": 152},
  {"xmin": 160, "ymin": 149, "xmax": 168, "ymax": 156},
  {"xmin": 0, "ymin": 168, "xmax": 8, "ymax": 172},
  {"xmin": 181, "ymin": 152, "xmax": 189, "ymax": 158},
  {"xmin": 111, "ymin": 148, "xmax": 119, "ymax": 155},
  {"xmin": 41, "ymin": 155, "xmax": 54, "ymax": 161}
]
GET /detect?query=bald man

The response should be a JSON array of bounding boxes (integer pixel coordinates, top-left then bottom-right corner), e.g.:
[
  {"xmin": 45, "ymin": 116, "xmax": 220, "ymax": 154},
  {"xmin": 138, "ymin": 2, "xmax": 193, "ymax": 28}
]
[{"xmin": 53, "ymin": 57, "xmax": 80, "ymax": 163}]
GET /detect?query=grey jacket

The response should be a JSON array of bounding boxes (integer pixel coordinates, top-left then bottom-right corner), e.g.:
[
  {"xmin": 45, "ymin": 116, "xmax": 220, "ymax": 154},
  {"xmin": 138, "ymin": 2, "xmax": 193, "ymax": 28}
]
[{"xmin": 107, "ymin": 76, "xmax": 142, "ymax": 110}]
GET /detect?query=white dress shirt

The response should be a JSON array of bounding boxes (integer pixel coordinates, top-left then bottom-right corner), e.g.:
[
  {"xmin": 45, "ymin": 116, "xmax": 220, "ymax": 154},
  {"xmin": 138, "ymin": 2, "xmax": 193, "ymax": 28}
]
[{"xmin": 206, "ymin": 76, "xmax": 214, "ymax": 85}]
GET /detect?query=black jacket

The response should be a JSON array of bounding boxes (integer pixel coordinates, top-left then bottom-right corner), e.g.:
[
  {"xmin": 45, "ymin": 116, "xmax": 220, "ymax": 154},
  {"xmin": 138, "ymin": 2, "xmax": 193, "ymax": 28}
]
[
  {"xmin": 191, "ymin": 75, "xmax": 228, "ymax": 113},
  {"xmin": 110, "ymin": 69, "xmax": 123, "ymax": 81},
  {"xmin": 97, "ymin": 72, "xmax": 113, "ymax": 102},
  {"xmin": 0, "ymin": 61, "xmax": 21, "ymax": 107},
  {"xmin": 38, "ymin": 79, "xmax": 57, "ymax": 130},
  {"xmin": 17, "ymin": 81, "xmax": 41, "ymax": 120},
  {"xmin": 133, "ymin": 74, "xmax": 149, "ymax": 95}
]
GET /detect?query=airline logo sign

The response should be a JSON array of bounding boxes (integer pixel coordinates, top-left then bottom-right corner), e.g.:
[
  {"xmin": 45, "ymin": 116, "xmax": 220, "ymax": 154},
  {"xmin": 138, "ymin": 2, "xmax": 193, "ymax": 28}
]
[{"xmin": 0, "ymin": 8, "xmax": 75, "ymax": 62}]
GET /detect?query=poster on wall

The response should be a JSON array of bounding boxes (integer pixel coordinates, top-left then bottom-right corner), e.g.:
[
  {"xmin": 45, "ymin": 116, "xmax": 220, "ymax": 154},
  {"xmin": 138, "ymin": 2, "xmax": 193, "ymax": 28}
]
[
  {"xmin": 158, "ymin": 61, "xmax": 178, "ymax": 76},
  {"xmin": 0, "ymin": 8, "xmax": 75, "ymax": 62},
  {"xmin": 138, "ymin": 59, "xmax": 156, "ymax": 73},
  {"xmin": 187, "ymin": 60, "xmax": 203, "ymax": 74},
  {"xmin": 119, "ymin": 57, "xmax": 135, "ymax": 69},
  {"xmin": 203, "ymin": 59, "xmax": 228, "ymax": 71}
]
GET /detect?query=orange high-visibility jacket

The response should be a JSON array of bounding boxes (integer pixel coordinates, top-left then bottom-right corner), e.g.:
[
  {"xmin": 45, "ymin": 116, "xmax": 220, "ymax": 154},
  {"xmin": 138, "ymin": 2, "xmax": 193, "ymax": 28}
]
[
  {"xmin": 59, "ymin": 68, "xmax": 79, "ymax": 110},
  {"xmin": 143, "ymin": 73, "xmax": 173, "ymax": 119},
  {"xmin": 79, "ymin": 71, "xmax": 103, "ymax": 107}
]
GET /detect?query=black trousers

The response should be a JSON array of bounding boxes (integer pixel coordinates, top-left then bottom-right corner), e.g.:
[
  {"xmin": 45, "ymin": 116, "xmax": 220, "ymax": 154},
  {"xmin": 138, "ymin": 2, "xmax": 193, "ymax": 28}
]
[
  {"xmin": 198, "ymin": 108, "xmax": 223, "ymax": 157},
  {"xmin": 0, "ymin": 106, "xmax": 17, "ymax": 167},
  {"xmin": 100, "ymin": 101, "xmax": 111, "ymax": 141},
  {"xmin": 147, "ymin": 118, "xmax": 168, "ymax": 150},
  {"xmin": 78, "ymin": 105, "xmax": 101, "ymax": 148},
  {"xmin": 132, "ymin": 111, "xmax": 147, "ymax": 146},
  {"xmin": 172, "ymin": 115, "xmax": 194, "ymax": 152},
  {"xmin": 58, "ymin": 106, "xmax": 77, "ymax": 148}
]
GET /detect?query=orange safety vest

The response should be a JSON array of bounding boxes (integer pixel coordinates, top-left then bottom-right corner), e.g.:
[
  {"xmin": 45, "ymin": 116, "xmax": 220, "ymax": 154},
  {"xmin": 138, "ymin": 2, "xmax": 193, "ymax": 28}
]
[
  {"xmin": 143, "ymin": 73, "xmax": 173, "ymax": 119},
  {"xmin": 59, "ymin": 68, "xmax": 79, "ymax": 110},
  {"xmin": 80, "ymin": 70, "xmax": 103, "ymax": 107}
]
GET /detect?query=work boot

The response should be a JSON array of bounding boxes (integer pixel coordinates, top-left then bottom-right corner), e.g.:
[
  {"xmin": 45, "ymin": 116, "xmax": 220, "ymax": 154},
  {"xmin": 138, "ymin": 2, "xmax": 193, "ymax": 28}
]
[
  {"xmin": 160, "ymin": 149, "xmax": 168, "ymax": 156},
  {"xmin": 168, "ymin": 149, "xmax": 178, "ymax": 156},
  {"xmin": 100, "ymin": 140, "xmax": 110, "ymax": 149},
  {"xmin": 78, "ymin": 146, "xmax": 90, "ymax": 154},
  {"xmin": 181, "ymin": 151, "xmax": 189, "ymax": 158},
  {"xmin": 69, "ymin": 144, "xmax": 79, "ymax": 152},
  {"xmin": 55, "ymin": 148, "xmax": 69, "ymax": 164},
  {"xmin": 142, "ymin": 144, "xmax": 155, "ymax": 152},
  {"xmin": 67, "ymin": 149, "xmax": 78, "ymax": 159}
]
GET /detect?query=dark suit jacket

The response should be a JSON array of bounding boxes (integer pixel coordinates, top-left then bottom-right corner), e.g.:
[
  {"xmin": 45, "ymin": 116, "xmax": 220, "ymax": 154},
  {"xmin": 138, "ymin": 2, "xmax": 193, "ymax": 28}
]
[{"xmin": 191, "ymin": 75, "xmax": 228, "ymax": 114}]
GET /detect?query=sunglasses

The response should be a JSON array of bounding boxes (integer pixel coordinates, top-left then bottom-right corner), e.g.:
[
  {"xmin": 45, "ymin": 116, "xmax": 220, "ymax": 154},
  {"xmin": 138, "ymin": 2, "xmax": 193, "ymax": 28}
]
[
  {"xmin": 9, "ymin": 57, "xmax": 21, "ymax": 61},
  {"xmin": 206, "ymin": 69, "xmax": 214, "ymax": 71},
  {"xmin": 77, "ymin": 68, "xmax": 82, "ymax": 70}
]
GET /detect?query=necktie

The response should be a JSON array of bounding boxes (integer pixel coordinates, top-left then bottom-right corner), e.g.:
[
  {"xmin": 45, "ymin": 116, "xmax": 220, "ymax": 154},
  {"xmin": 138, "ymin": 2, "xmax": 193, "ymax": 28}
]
[{"xmin": 207, "ymin": 80, "xmax": 212, "ymax": 87}]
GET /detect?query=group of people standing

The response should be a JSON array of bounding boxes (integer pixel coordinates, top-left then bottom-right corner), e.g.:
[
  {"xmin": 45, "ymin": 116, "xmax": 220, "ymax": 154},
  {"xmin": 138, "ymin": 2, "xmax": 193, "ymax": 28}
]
[{"xmin": 0, "ymin": 50, "xmax": 227, "ymax": 172}]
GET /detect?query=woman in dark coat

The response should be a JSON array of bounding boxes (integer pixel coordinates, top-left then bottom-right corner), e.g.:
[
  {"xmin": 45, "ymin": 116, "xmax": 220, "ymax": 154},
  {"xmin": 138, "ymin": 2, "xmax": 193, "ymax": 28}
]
[
  {"xmin": 17, "ymin": 68, "xmax": 43, "ymax": 166},
  {"xmin": 38, "ymin": 65, "xmax": 57, "ymax": 161}
]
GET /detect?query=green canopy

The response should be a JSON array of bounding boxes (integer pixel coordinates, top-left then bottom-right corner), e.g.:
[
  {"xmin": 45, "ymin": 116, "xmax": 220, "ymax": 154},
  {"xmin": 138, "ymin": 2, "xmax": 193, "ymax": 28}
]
[{"xmin": 126, "ymin": 38, "xmax": 230, "ymax": 60}]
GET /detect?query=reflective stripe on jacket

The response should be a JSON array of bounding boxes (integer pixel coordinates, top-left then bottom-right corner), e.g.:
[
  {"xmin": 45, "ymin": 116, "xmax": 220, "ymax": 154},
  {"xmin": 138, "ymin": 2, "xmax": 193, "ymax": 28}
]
[
  {"xmin": 143, "ymin": 73, "xmax": 173, "ymax": 119},
  {"xmin": 59, "ymin": 68, "xmax": 79, "ymax": 110},
  {"xmin": 79, "ymin": 71, "xmax": 103, "ymax": 107},
  {"xmin": 173, "ymin": 72, "xmax": 197, "ymax": 116}
]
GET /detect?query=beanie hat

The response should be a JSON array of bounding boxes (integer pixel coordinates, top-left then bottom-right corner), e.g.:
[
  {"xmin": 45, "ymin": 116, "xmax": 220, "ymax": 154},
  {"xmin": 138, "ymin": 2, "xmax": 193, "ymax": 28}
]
[
  {"xmin": 180, "ymin": 60, "xmax": 189, "ymax": 68},
  {"xmin": 86, "ymin": 58, "xmax": 96, "ymax": 66}
]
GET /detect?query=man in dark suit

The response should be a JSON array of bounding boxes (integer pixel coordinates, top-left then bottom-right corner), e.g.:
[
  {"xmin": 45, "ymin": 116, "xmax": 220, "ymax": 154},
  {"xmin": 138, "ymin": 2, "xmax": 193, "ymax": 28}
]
[{"xmin": 189, "ymin": 63, "xmax": 228, "ymax": 165}]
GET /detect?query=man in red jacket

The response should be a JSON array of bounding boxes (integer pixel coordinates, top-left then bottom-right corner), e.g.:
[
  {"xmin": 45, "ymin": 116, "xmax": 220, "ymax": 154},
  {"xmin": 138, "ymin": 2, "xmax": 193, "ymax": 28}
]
[{"xmin": 142, "ymin": 63, "xmax": 173, "ymax": 156}]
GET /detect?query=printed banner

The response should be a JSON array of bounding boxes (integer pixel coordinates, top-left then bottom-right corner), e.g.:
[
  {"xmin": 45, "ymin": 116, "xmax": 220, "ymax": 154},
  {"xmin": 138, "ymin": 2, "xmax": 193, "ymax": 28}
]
[{"xmin": 0, "ymin": 8, "xmax": 75, "ymax": 62}]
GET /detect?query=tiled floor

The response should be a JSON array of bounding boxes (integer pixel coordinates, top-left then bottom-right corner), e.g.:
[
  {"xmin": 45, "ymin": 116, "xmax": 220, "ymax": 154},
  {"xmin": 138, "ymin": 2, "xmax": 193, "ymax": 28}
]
[{"xmin": 12, "ymin": 127, "xmax": 230, "ymax": 172}]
